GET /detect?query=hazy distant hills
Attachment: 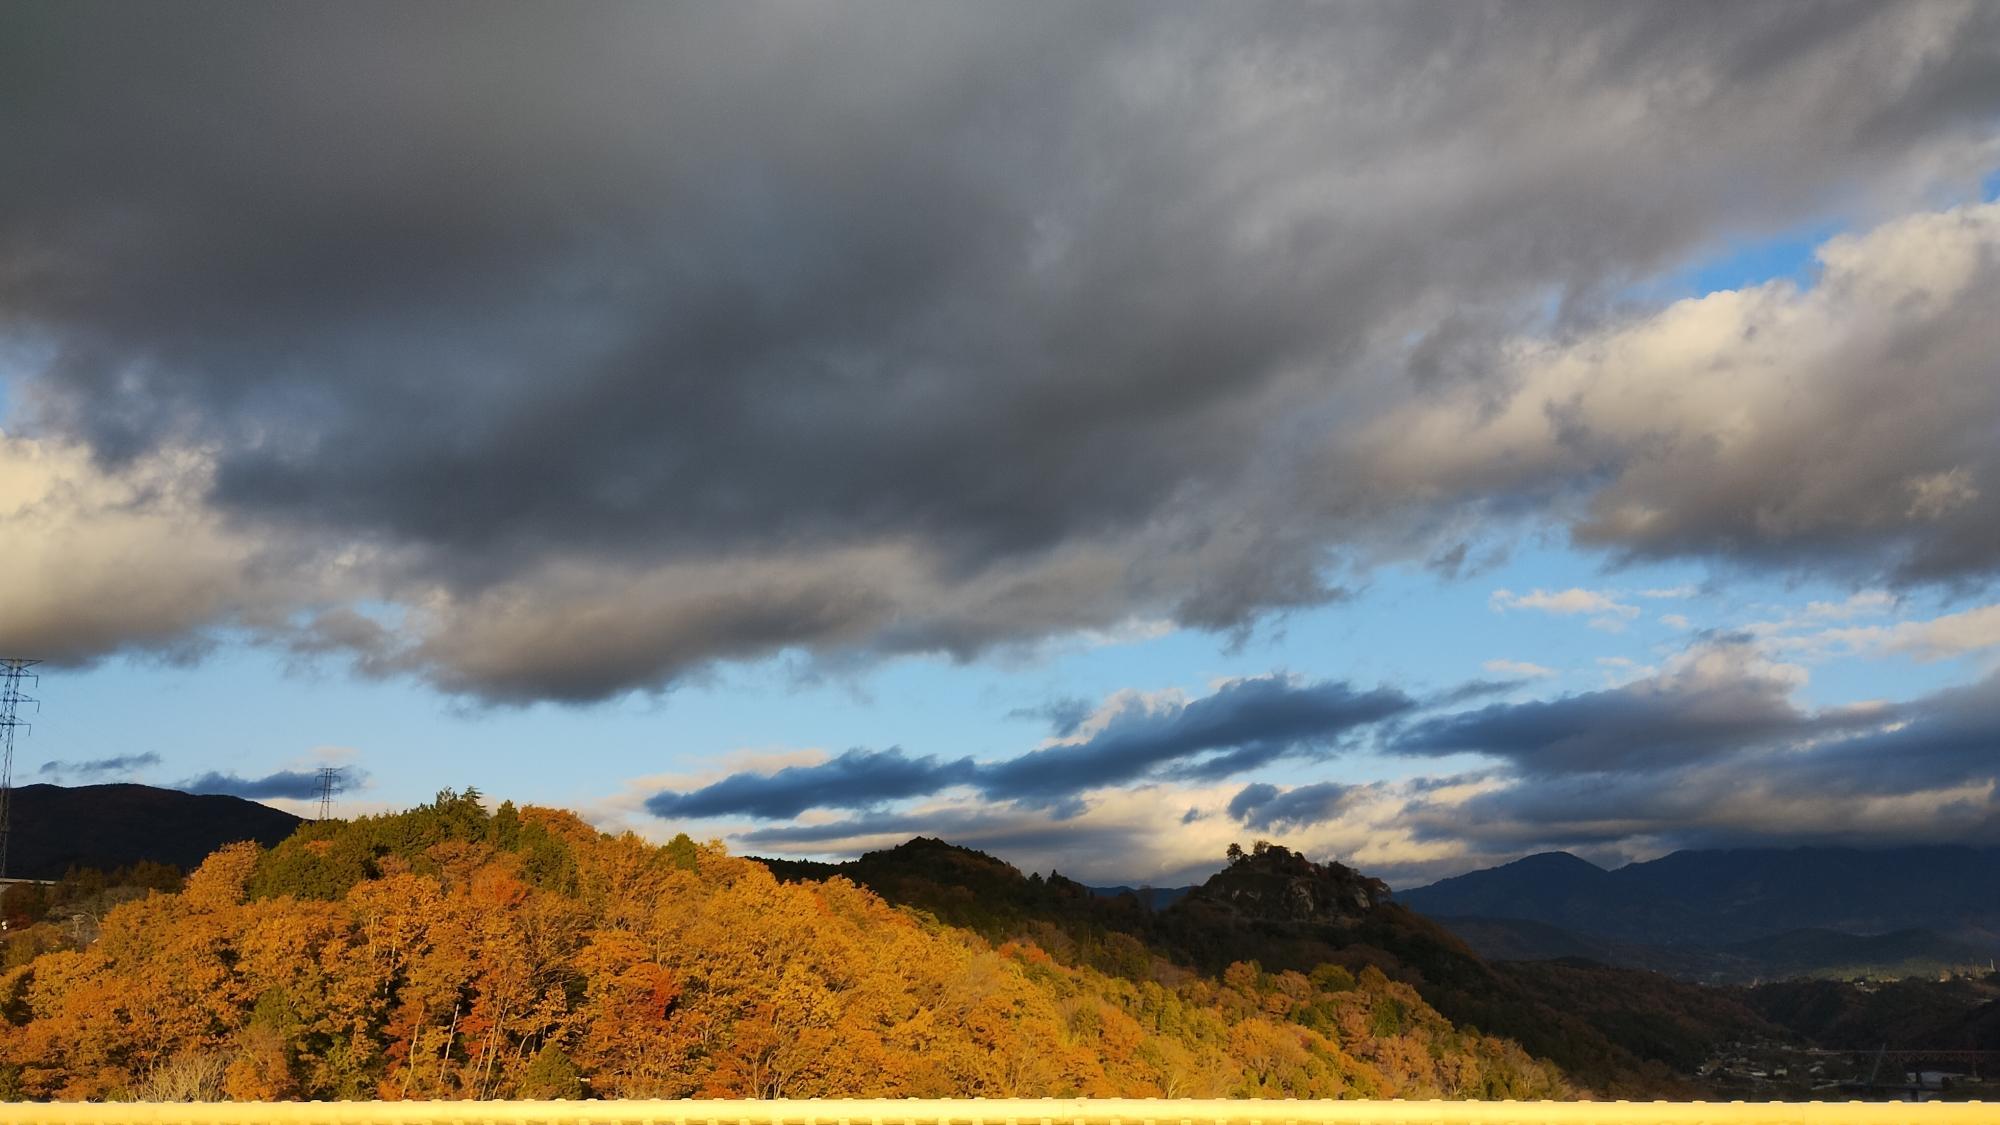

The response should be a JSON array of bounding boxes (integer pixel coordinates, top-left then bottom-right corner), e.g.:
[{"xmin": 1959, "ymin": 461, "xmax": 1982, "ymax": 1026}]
[
  {"xmin": 1399, "ymin": 846, "xmax": 2000, "ymax": 981},
  {"xmin": 1, "ymin": 782, "xmax": 303, "ymax": 879},
  {"xmin": 1085, "ymin": 882, "xmax": 1193, "ymax": 910},
  {"xmin": 1720, "ymin": 927, "xmax": 1996, "ymax": 980},
  {"xmin": 1443, "ymin": 916, "xmax": 1996, "ymax": 983}
]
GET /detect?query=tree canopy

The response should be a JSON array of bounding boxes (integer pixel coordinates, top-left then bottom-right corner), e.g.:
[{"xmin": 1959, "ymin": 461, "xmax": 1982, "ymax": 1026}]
[{"xmin": 0, "ymin": 794, "xmax": 1566, "ymax": 1102}]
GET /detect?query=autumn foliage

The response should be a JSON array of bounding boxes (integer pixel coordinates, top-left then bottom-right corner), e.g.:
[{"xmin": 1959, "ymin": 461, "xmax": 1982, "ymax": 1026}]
[{"xmin": 0, "ymin": 790, "xmax": 1568, "ymax": 1102}]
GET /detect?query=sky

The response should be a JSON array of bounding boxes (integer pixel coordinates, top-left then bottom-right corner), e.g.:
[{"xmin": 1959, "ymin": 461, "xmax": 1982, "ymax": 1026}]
[{"xmin": 3, "ymin": 2, "xmax": 2000, "ymax": 889}]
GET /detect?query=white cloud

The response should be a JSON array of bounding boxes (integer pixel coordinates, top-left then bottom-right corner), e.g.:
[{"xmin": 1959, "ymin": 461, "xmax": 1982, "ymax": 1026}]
[
  {"xmin": 1349, "ymin": 203, "xmax": 2000, "ymax": 584},
  {"xmin": 0, "ymin": 432, "xmax": 370, "ymax": 662},
  {"xmin": 1887, "ymin": 603, "xmax": 2000, "ymax": 660},
  {"xmin": 1816, "ymin": 602, "xmax": 2000, "ymax": 663},
  {"xmin": 1490, "ymin": 587, "xmax": 1641, "ymax": 619},
  {"xmin": 1659, "ymin": 613, "xmax": 1692, "ymax": 629},
  {"xmin": 1804, "ymin": 590, "xmax": 1898, "ymax": 620},
  {"xmin": 1753, "ymin": 597, "xmax": 2000, "ymax": 664},
  {"xmin": 1905, "ymin": 467, "xmax": 1981, "ymax": 520},
  {"xmin": 1595, "ymin": 655, "xmax": 1658, "ymax": 685},
  {"xmin": 1483, "ymin": 658, "xmax": 1557, "ymax": 680}
]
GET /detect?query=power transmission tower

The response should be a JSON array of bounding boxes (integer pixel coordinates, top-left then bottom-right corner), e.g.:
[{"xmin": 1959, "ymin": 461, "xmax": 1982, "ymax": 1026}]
[
  {"xmin": 0, "ymin": 659, "xmax": 42, "ymax": 880},
  {"xmin": 316, "ymin": 765, "xmax": 342, "ymax": 821}
]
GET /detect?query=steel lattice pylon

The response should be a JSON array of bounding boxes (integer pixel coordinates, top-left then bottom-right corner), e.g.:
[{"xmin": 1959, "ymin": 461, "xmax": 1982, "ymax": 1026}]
[
  {"xmin": 316, "ymin": 764, "xmax": 343, "ymax": 821},
  {"xmin": 0, "ymin": 658, "xmax": 42, "ymax": 880}
]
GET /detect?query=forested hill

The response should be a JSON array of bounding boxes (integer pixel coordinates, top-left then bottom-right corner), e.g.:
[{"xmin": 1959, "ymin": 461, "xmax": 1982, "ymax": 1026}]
[
  {"xmin": 2, "ymin": 783, "xmax": 302, "ymax": 879},
  {"xmin": 1742, "ymin": 974, "xmax": 2000, "ymax": 1051},
  {"xmin": 759, "ymin": 839, "xmax": 1776, "ymax": 1094},
  {"xmin": 0, "ymin": 793, "xmax": 1568, "ymax": 1102}
]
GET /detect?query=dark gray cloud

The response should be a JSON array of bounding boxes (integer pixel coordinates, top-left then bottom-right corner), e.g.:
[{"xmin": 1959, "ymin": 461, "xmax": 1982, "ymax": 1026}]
[
  {"xmin": 1400, "ymin": 663, "xmax": 2000, "ymax": 854},
  {"xmin": 1425, "ymin": 679, "xmax": 1532, "ymax": 708},
  {"xmin": 645, "ymin": 748, "xmax": 978, "ymax": 821},
  {"xmin": 1006, "ymin": 697, "xmax": 1095, "ymax": 738},
  {"xmin": 737, "ymin": 812, "xmax": 964, "ymax": 849},
  {"xmin": 5, "ymin": 3, "xmax": 1998, "ymax": 701},
  {"xmin": 39, "ymin": 752, "xmax": 161, "ymax": 778},
  {"xmin": 648, "ymin": 674, "xmax": 1410, "ymax": 819},
  {"xmin": 718, "ymin": 649, "xmax": 2000, "ymax": 883},
  {"xmin": 981, "ymin": 677, "xmax": 1413, "ymax": 800},
  {"xmin": 1228, "ymin": 780, "xmax": 1358, "ymax": 832},
  {"xmin": 177, "ymin": 769, "xmax": 343, "ymax": 801},
  {"xmin": 1775, "ymin": 673, "xmax": 2000, "ymax": 800},
  {"xmin": 1396, "ymin": 642, "xmax": 1828, "ymax": 775}
]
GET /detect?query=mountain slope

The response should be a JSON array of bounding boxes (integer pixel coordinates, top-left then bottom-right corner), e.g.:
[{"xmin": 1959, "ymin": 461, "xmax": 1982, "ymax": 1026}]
[
  {"xmin": 1431, "ymin": 916, "xmax": 1997, "ymax": 984},
  {"xmin": 1164, "ymin": 847, "xmax": 1777, "ymax": 1088},
  {"xmin": 761, "ymin": 838, "xmax": 1777, "ymax": 1094},
  {"xmin": 1721, "ymin": 928, "xmax": 1998, "ymax": 982},
  {"xmin": 2, "ymin": 783, "xmax": 303, "ymax": 879},
  {"xmin": 1399, "ymin": 852, "xmax": 1615, "ymax": 922},
  {"xmin": 1744, "ymin": 973, "xmax": 2000, "ymax": 1050},
  {"xmin": 1423, "ymin": 915, "xmax": 1733, "ymax": 979}
]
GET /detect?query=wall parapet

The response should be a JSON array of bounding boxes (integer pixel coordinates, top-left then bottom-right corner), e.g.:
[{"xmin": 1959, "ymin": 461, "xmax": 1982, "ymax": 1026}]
[{"xmin": 0, "ymin": 1098, "xmax": 1989, "ymax": 1125}]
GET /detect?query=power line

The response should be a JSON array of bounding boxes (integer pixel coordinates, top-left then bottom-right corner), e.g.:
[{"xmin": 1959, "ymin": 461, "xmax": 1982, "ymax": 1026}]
[{"xmin": 0, "ymin": 659, "xmax": 43, "ymax": 880}]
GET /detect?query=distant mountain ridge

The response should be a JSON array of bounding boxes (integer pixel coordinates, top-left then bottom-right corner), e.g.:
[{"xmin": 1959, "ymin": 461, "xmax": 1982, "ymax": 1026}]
[
  {"xmin": 1084, "ymin": 883, "xmax": 1193, "ymax": 910},
  {"xmin": 1, "ymin": 782, "xmax": 303, "ymax": 879},
  {"xmin": 1401, "ymin": 845, "xmax": 2000, "ymax": 945},
  {"xmin": 1398, "ymin": 845, "xmax": 2000, "ymax": 981}
]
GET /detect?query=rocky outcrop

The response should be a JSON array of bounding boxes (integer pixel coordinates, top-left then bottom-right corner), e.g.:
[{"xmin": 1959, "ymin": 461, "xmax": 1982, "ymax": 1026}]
[{"xmin": 1181, "ymin": 841, "xmax": 1389, "ymax": 923}]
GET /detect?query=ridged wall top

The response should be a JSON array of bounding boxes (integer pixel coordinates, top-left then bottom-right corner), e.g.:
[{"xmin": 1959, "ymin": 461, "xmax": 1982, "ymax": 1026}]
[{"xmin": 0, "ymin": 1099, "xmax": 1987, "ymax": 1125}]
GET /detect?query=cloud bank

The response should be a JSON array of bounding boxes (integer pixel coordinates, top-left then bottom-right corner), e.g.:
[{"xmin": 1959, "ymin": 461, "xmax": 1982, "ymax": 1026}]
[
  {"xmin": 3, "ymin": 4, "xmax": 1998, "ymax": 701},
  {"xmin": 178, "ymin": 770, "xmax": 333, "ymax": 802},
  {"xmin": 39, "ymin": 753, "xmax": 161, "ymax": 781},
  {"xmin": 675, "ymin": 638, "xmax": 2000, "ymax": 886},
  {"xmin": 647, "ymin": 675, "xmax": 1412, "ymax": 819}
]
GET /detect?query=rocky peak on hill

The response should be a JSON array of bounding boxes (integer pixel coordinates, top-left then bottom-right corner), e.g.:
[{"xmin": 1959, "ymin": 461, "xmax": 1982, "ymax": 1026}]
[{"xmin": 1181, "ymin": 840, "xmax": 1389, "ymax": 923}]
